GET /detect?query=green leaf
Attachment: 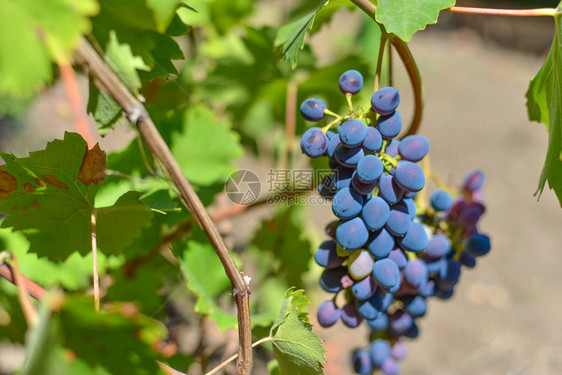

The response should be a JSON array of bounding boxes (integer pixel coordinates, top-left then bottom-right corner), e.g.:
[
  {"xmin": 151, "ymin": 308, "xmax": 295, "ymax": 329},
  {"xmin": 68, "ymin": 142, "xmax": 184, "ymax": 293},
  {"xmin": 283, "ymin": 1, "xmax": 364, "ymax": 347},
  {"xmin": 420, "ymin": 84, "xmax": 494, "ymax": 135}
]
[
  {"xmin": 0, "ymin": 132, "xmax": 152, "ymax": 260},
  {"xmin": 251, "ymin": 205, "xmax": 314, "ymax": 287},
  {"xmin": 0, "ymin": 0, "xmax": 98, "ymax": 96},
  {"xmin": 375, "ymin": 0, "xmax": 456, "ymax": 42},
  {"xmin": 146, "ymin": 0, "xmax": 183, "ymax": 32},
  {"xmin": 269, "ymin": 289, "xmax": 326, "ymax": 375},
  {"xmin": 178, "ymin": 228, "xmax": 238, "ymax": 330},
  {"xmin": 275, "ymin": 1, "xmax": 328, "ymax": 68},
  {"xmin": 526, "ymin": 6, "xmax": 562, "ymax": 204},
  {"xmin": 171, "ymin": 106, "xmax": 244, "ymax": 186}
]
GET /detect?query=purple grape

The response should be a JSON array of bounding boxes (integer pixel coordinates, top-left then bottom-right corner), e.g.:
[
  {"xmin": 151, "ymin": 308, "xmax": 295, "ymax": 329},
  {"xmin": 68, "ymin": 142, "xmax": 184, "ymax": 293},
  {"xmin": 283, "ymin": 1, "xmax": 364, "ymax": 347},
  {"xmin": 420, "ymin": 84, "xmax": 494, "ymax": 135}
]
[
  {"xmin": 378, "ymin": 174, "xmax": 404, "ymax": 204},
  {"xmin": 430, "ymin": 189, "xmax": 452, "ymax": 211},
  {"xmin": 372, "ymin": 259, "xmax": 400, "ymax": 290},
  {"xmin": 339, "ymin": 119, "xmax": 367, "ymax": 147},
  {"xmin": 385, "ymin": 140, "xmax": 400, "ymax": 157},
  {"xmin": 357, "ymin": 291, "xmax": 389, "ymax": 320},
  {"xmin": 381, "ymin": 358, "xmax": 401, "ymax": 375},
  {"xmin": 315, "ymin": 240, "xmax": 345, "ymax": 269},
  {"xmin": 352, "ymin": 349, "xmax": 373, "ymax": 375},
  {"xmin": 341, "ymin": 302, "xmax": 363, "ymax": 328},
  {"xmin": 391, "ymin": 342, "xmax": 407, "ymax": 360},
  {"xmin": 394, "ymin": 161, "xmax": 425, "ymax": 192},
  {"xmin": 300, "ymin": 98, "xmax": 327, "ymax": 121},
  {"xmin": 398, "ymin": 222, "xmax": 428, "ymax": 253},
  {"xmin": 367, "ymin": 228, "xmax": 395, "ymax": 259},
  {"xmin": 332, "ymin": 187, "xmax": 364, "ymax": 220},
  {"xmin": 362, "ymin": 196, "xmax": 390, "ymax": 231},
  {"xmin": 404, "ymin": 295, "xmax": 427, "ymax": 317},
  {"xmin": 320, "ymin": 266, "xmax": 349, "ymax": 293},
  {"xmin": 403, "ymin": 197, "xmax": 417, "ymax": 219},
  {"xmin": 377, "ymin": 111, "xmax": 402, "ymax": 139},
  {"xmin": 325, "ymin": 220, "xmax": 338, "ymax": 239},
  {"xmin": 301, "ymin": 127, "xmax": 328, "ymax": 158},
  {"xmin": 327, "ymin": 134, "xmax": 342, "ymax": 158},
  {"xmin": 339, "ymin": 70, "xmax": 364, "ymax": 95},
  {"xmin": 336, "ymin": 217, "xmax": 369, "ymax": 250},
  {"xmin": 389, "ymin": 311, "xmax": 413, "ymax": 336},
  {"xmin": 385, "ymin": 202, "xmax": 411, "ymax": 236},
  {"xmin": 371, "ymin": 87, "xmax": 400, "ymax": 115},
  {"xmin": 334, "ymin": 166, "xmax": 354, "ymax": 190},
  {"xmin": 317, "ymin": 300, "xmax": 341, "ymax": 327},
  {"xmin": 404, "ymin": 321, "xmax": 419, "ymax": 338},
  {"xmin": 334, "ymin": 145, "xmax": 364, "ymax": 168},
  {"xmin": 370, "ymin": 339, "xmax": 391, "ymax": 366},
  {"xmin": 424, "ymin": 234, "xmax": 451, "ymax": 259},
  {"xmin": 362, "ymin": 127, "xmax": 383, "ymax": 153},
  {"xmin": 460, "ymin": 252, "xmax": 476, "ymax": 267},
  {"xmin": 404, "ymin": 259, "xmax": 428, "ymax": 287},
  {"xmin": 462, "ymin": 170, "xmax": 485, "ymax": 192},
  {"xmin": 398, "ymin": 135, "xmax": 430, "ymax": 162},
  {"xmin": 388, "ymin": 249, "xmax": 408, "ymax": 269},
  {"xmin": 351, "ymin": 173, "xmax": 377, "ymax": 195}
]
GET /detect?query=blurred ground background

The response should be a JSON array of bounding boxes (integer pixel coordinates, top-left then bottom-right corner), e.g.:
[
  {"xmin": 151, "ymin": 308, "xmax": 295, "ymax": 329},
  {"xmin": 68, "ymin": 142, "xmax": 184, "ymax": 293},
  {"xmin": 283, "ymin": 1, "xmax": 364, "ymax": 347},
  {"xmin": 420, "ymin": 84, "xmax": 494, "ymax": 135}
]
[{"xmin": 1, "ymin": 2, "xmax": 562, "ymax": 375}]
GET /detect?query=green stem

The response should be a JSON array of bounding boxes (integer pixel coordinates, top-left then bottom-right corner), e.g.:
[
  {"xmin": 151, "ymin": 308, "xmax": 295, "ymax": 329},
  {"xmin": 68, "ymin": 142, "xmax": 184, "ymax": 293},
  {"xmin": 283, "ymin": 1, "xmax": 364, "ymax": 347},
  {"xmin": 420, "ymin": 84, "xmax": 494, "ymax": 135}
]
[
  {"xmin": 445, "ymin": 6, "xmax": 556, "ymax": 17},
  {"xmin": 346, "ymin": 93, "xmax": 354, "ymax": 113},
  {"xmin": 323, "ymin": 108, "xmax": 341, "ymax": 118}
]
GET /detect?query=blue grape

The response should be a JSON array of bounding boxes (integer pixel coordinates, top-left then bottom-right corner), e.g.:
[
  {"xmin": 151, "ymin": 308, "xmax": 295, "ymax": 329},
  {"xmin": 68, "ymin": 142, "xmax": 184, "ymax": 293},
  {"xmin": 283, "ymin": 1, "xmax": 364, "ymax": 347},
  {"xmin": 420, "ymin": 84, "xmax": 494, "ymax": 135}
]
[
  {"xmin": 430, "ymin": 189, "xmax": 453, "ymax": 211},
  {"xmin": 424, "ymin": 234, "xmax": 451, "ymax": 259},
  {"xmin": 357, "ymin": 291, "xmax": 392, "ymax": 320},
  {"xmin": 362, "ymin": 196, "xmax": 390, "ymax": 231},
  {"xmin": 339, "ymin": 70, "xmax": 364, "ymax": 95},
  {"xmin": 394, "ymin": 161, "xmax": 425, "ymax": 192},
  {"xmin": 315, "ymin": 240, "xmax": 345, "ymax": 269},
  {"xmin": 435, "ymin": 287, "xmax": 454, "ymax": 300},
  {"xmin": 378, "ymin": 174, "xmax": 404, "ymax": 204},
  {"xmin": 398, "ymin": 135, "xmax": 430, "ymax": 162},
  {"xmin": 352, "ymin": 349, "xmax": 373, "ymax": 375},
  {"xmin": 403, "ymin": 197, "xmax": 417, "ymax": 219},
  {"xmin": 438, "ymin": 259, "xmax": 461, "ymax": 289},
  {"xmin": 300, "ymin": 98, "xmax": 327, "ymax": 121},
  {"xmin": 377, "ymin": 111, "xmax": 402, "ymax": 139},
  {"xmin": 332, "ymin": 187, "xmax": 364, "ymax": 219},
  {"xmin": 388, "ymin": 249, "xmax": 408, "ymax": 269},
  {"xmin": 465, "ymin": 233, "xmax": 491, "ymax": 257},
  {"xmin": 339, "ymin": 119, "xmax": 367, "ymax": 147},
  {"xmin": 317, "ymin": 300, "xmax": 341, "ymax": 327},
  {"xmin": 370, "ymin": 339, "xmax": 391, "ymax": 366},
  {"xmin": 335, "ymin": 145, "xmax": 365, "ymax": 168},
  {"xmin": 391, "ymin": 342, "xmax": 407, "ymax": 360},
  {"xmin": 326, "ymin": 130, "xmax": 336, "ymax": 139},
  {"xmin": 385, "ymin": 202, "xmax": 411, "ymax": 236},
  {"xmin": 336, "ymin": 217, "xmax": 369, "ymax": 250},
  {"xmin": 351, "ymin": 276, "xmax": 377, "ymax": 300},
  {"xmin": 348, "ymin": 250, "xmax": 375, "ymax": 280},
  {"xmin": 317, "ymin": 178, "xmax": 336, "ymax": 198},
  {"xmin": 372, "ymin": 258, "xmax": 400, "ymax": 290},
  {"xmin": 404, "ymin": 259, "xmax": 428, "ymax": 287},
  {"xmin": 367, "ymin": 228, "xmax": 395, "ymax": 259},
  {"xmin": 367, "ymin": 312, "xmax": 388, "ymax": 331},
  {"xmin": 398, "ymin": 222, "xmax": 428, "ymax": 253},
  {"xmin": 327, "ymin": 134, "xmax": 342, "ymax": 158},
  {"xmin": 320, "ymin": 266, "xmax": 349, "ymax": 293},
  {"xmin": 301, "ymin": 127, "xmax": 328, "ymax": 158},
  {"xmin": 362, "ymin": 127, "xmax": 383, "ymax": 152},
  {"xmin": 381, "ymin": 358, "xmax": 401, "ymax": 375},
  {"xmin": 425, "ymin": 257, "xmax": 447, "ymax": 276},
  {"xmin": 460, "ymin": 252, "xmax": 476, "ymax": 268},
  {"xmin": 419, "ymin": 279, "xmax": 435, "ymax": 297},
  {"xmin": 334, "ymin": 166, "xmax": 354, "ymax": 190},
  {"xmin": 341, "ymin": 303, "xmax": 363, "ymax": 328},
  {"xmin": 371, "ymin": 87, "xmax": 400, "ymax": 115},
  {"xmin": 325, "ymin": 220, "xmax": 339, "ymax": 239},
  {"xmin": 404, "ymin": 322, "xmax": 419, "ymax": 339},
  {"xmin": 356, "ymin": 155, "xmax": 384, "ymax": 183},
  {"xmin": 385, "ymin": 140, "xmax": 400, "ymax": 157},
  {"xmin": 351, "ymin": 173, "xmax": 377, "ymax": 195},
  {"xmin": 404, "ymin": 295, "xmax": 427, "ymax": 317},
  {"xmin": 462, "ymin": 170, "xmax": 485, "ymax": 192}
]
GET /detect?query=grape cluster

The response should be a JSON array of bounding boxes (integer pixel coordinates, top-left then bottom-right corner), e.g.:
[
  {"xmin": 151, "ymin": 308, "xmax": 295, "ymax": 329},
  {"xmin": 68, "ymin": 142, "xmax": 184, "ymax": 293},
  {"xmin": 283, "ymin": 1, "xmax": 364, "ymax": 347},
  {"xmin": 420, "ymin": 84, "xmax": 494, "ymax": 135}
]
[{"xmin": 300, "ymin": 71, "xmax": 491, "ymax": 374}]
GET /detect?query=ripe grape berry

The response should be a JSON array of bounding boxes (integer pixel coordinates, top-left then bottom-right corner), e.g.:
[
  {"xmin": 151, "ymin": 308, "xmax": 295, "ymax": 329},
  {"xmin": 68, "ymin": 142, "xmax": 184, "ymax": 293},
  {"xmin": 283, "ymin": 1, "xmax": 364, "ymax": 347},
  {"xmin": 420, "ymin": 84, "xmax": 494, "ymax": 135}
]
[{"xmin": 300, "ymin": 73, "xmax": 491, "ymax": 374}]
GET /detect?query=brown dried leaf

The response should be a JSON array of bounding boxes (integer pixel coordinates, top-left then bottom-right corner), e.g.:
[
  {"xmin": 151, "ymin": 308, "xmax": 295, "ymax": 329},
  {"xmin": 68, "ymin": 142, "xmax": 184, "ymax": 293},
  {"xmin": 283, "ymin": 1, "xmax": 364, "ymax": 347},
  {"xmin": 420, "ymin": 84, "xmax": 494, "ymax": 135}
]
[
  {"xmin": 0, "ymin": 168, "xmax": 17, "ymax": 198},
  {"xmin": 77, "ymin": 144, "xmax": 106, "ymax": 185}
]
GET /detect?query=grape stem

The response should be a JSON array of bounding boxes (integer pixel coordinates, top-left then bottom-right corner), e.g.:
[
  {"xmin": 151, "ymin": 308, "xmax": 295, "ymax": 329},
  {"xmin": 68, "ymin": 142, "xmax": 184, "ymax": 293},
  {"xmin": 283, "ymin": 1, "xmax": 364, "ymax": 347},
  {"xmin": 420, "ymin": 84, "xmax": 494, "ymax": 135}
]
[
  {"xmin": 74, "ymin": 38, "xmax": 253, "ymax": 375},
  {"xmin": 345, "ymin": 93, "xmax": 354, "ymax": 113},
  {"xmin": 374, "ymin": 31, "xmax": 387, "ymax": 93},
  {"xmin": 205, "ymin": 337, "xmax": 272, "ymax": 375},
  {"xmin": 91, "ymin": 212, "xmax": 100, "ymax": 313},
  {"xmin": 0, "ymin": 262, "xmax": 45, "ymax": 300},
  {"xmin": 323, "ymin": 108, "xmax": 341, "ymax": 118},
  {"xmin": 445, "ymin": 6, "xmax": 556, "ymax": 17}
]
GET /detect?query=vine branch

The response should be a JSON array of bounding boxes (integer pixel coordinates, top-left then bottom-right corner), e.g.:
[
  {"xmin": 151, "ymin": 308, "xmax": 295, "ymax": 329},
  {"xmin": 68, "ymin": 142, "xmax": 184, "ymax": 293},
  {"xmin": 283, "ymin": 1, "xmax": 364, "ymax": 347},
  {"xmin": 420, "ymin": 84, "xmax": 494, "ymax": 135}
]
[
  {"xmin": 74, "ymin": 38, "xmax": 253, "ymax": 375},
  {"xmin": 445, "ymin": 6, "xmax": 556, "ymax": 17}
]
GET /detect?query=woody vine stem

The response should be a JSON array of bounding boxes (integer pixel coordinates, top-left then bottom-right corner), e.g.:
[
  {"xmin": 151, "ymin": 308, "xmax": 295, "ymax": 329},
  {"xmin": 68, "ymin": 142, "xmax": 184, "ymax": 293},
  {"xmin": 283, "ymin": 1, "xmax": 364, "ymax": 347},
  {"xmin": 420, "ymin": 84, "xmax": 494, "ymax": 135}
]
[{"xmin": 74, "ymin": 38, "xmax": 253, "ymax": 375}]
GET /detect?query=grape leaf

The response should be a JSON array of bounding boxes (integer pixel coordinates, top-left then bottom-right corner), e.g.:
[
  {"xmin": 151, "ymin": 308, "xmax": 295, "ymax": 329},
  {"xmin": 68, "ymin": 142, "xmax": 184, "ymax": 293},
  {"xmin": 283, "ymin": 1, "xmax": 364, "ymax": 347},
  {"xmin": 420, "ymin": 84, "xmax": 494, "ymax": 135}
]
[
  {"xmin": 0, "ymin": 132, "xmax": 152, "ymax": 260},
  {"xmin": 146, "ymin": 0, "xmax": 183, "ymax": 33},
  {"xmin": 275, "ymin": 0, "xmax": 329, "ymax": 68},
  {"xmin": 178, "ymin": 228, "xmax": 239, "ymax": 330},
  {"xmin": 170, "ymin": 106, "xmax": 244, "ymax": 186},
  {"xmin": 526, "ymin": 4, "xmax": 562, "ymax": 204},
  {"xmin": 0, "ymin": 0, "xmax": 98, "ymax": 96},
  {"xmin": 375, "ymin": 0, "xmax": 456, "ymax": 42},
  {"xmin": 269, "ymin": 289, "xmax": 326, "ymax": 375}
]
